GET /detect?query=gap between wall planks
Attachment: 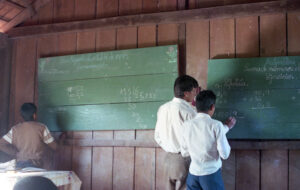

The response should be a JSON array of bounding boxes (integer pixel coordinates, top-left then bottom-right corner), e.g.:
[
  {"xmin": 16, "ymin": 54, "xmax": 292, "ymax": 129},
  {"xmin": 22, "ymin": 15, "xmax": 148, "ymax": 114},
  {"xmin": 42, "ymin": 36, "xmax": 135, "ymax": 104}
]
[
  {"xmin": 72, "ymin": 30, "xmax": 95, "ymax": 190},
  {"xmin": 260, "ymin": 13, "xmax": 288, "ymax": 190},
  {"xmin": 113, "ymin": 26, "xmax": 136, "ymax": 190},
  {"xmin": 235, "ymin": 16, "xmax": 260, "ymax": 190},
  {"xmin": 92, "ymin": 28, "xmax": 115, "ymax": 190},
  {"xmin": 287, "ymin": 12, "xmax": 300, "ymax": 190},
  {"xmin": 8, "ymin": 39, "xmax": 17, "ymax": 128},
  {"xmin": 210, "ymin": 17, "xmax": 235, "ymax": 190},
  {"xmin": 10, "ymin": 38, "xmax": 37, "ymax": 125},
  {"xmin": 135, "ymin": 24, "xmax": 157, "ymax": 190},
  {"xmin": 36, "ymin": 34, "xmax": 58, "ymax": 170},
  {"xmin": 155, "ymin": 1, "xmax": 179, "ymax": 189},
  {"xmin": 113, "ymin": 1, "xmax": 141, "ymax": 190},
  {"xmin": 186, "ymin": 20, "xmax": 209, "ymax": 89},
  {"xmin": 53, "ymin": 33, "xmax": 76, "ymax": 172}
]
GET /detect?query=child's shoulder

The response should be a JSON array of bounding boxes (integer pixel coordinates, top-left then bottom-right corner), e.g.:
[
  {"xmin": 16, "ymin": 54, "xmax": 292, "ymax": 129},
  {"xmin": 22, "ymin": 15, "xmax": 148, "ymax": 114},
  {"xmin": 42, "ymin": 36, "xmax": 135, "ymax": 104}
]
[
  {"xmin": 210, "ymin": 117, "xmax": 224, "ymax": 127},
  {"xmin": 21, "ymin": 121, "xmax": 47, "ymax": 129}
]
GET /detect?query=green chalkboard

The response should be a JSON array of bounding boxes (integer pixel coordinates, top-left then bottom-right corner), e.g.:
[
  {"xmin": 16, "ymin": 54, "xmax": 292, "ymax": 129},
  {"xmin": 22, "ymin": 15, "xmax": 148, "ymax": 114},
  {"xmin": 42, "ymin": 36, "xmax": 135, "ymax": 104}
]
[
  {"xmin": 38, "ymin": 45, "xmax": 178, "ymax": 131},
  {"xmin": 208, "ymin": 56, "xmax": 300, "ymax": 139}
]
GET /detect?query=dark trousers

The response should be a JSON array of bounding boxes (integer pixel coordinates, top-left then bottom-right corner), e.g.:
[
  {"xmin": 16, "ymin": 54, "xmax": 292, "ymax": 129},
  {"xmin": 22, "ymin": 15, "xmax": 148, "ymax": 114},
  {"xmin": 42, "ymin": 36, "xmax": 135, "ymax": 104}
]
[{"xmin": 187, "ymin": 169, "xmax": 225, "ymax": 190}]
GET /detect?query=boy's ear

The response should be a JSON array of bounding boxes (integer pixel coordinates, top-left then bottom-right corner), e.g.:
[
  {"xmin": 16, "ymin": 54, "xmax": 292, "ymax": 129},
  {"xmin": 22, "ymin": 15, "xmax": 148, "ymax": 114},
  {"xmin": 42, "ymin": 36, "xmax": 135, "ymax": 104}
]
[
  {"xmin": 210, "ymin": 104, "xmax": 215, "ymax": 111},
  {"xmin": 183, "ymin": 91, "xmax": 188, "ymax": 97}
]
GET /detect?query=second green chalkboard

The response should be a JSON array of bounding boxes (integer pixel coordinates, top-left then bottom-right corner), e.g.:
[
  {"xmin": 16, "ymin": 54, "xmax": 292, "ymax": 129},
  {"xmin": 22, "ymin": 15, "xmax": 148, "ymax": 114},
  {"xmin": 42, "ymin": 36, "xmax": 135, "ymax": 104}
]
[
  {"xmin": 38, "ymin": 45, "xmax": 178, "ymax": 131},
  {"xmin": 208, "ymin": 56, "xmax": 300, "ymax": 139}
]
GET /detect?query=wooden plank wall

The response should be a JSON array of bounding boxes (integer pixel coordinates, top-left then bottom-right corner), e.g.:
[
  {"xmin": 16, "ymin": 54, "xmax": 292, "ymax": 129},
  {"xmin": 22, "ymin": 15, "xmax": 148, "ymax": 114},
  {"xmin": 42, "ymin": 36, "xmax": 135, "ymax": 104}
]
[{"xmin": 7, "ymin": 0, "xmax": 300, "ymax": 190}]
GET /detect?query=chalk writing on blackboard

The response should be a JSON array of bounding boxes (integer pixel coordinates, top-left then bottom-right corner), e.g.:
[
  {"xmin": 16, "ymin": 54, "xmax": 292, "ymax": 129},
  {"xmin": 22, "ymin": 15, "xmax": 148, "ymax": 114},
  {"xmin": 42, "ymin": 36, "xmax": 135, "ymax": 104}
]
[
  {"xmin": 213, "ymin": 78, "xmax": 248, "ymax": 89},
  {"xmin": 120, "ymin": 87, "xmax": 156, "ymax": 102},
  {"xmin": 166, "ymin": 46, "xmax": 177, "ymax": 64},
  {"xmin": 127, "ymin": 103, "xmax": 148, "ymax": 129},
  {"xmin": 208, "ymin": 56, "xmax": 300, "ymax": 139},
  {"xmin": 66, "ymin": 86, "xmax": 84, "ymax": 100}
]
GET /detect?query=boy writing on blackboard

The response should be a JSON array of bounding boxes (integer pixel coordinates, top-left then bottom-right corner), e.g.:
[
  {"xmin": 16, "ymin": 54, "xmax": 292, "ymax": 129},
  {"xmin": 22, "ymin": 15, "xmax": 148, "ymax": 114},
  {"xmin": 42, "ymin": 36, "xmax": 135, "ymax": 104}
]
[
  {"xmin": 154, "ymin": 75, "xmax": 199, "ymax": 190},
  {"xmin": 0, "ymin": 103, "xmax": 58, "ymax": 169},
  {"xmin": 181, "ymin": 90, "xmax": 236, "ymax": 190}
]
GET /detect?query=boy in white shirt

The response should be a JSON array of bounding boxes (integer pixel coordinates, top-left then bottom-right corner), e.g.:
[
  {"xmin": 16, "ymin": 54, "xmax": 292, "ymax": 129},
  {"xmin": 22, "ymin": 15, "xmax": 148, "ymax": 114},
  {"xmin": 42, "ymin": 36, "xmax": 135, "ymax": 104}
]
[
  {"xmin": 155, "ymin": 75, "xmax": 200, "ymax": 190},
  {"xmin": 181, "ymin": 90, "xmax": 236, "ymax": 190}
]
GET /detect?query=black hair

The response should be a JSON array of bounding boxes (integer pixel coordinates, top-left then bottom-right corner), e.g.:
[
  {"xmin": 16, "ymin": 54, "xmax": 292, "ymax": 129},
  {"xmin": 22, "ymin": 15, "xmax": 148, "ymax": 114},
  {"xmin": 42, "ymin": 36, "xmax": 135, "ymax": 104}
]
[
  {"xmin": 20, "ymin": 103, "xmax": 37, "ymax": 121},
  {"xmin": 174, "ymin": 75, "xmax": 198, "ymax": 98},
  {"xmin": 13, "ymin": 176, "xmax": 58, "ymax": 190},
  {"xmin": 196, "ymin": 90, "xmax": 216, "ymax": 112}
]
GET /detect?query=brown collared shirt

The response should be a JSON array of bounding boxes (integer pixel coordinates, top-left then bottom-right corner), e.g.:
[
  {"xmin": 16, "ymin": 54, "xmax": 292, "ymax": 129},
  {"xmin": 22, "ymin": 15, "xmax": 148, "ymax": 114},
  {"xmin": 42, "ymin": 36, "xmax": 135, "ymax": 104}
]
[{"xmin": 3, "ymin": 121, "xmax": 54, "ymax": 166}]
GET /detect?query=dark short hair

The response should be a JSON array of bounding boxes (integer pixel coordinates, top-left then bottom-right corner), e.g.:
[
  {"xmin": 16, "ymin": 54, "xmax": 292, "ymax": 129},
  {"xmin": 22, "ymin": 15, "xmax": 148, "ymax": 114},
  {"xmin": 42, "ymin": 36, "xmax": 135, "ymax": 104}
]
[
  {"xmin": 174, "ymin": 75, "xmax": 198, "ymax": 98},
  {"xmin": 20, "ymin": 103, "xmax": 37, "ymax": 121},
  {"xmin": 13, "ymin": 176, "xmax": 58, "ymax": 190},
  {"xmin": 196, "ymin": 90, "xmax": 216, "ymax": 112}
]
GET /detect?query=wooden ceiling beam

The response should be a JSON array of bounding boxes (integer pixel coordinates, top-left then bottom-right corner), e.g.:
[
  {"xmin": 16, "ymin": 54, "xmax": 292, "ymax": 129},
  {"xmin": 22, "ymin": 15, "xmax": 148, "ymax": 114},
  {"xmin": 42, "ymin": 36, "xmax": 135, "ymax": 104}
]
[
  {"xmin": 0, "ymin": 0, "xmax": 50, "ymax": 33},
  {"xmin": 10, "ymin": 0, "xmax": 34, "ymax": 8},
  {"xmin": 0, "ymin": 0, "xmax": 24, "ymax": 10},
  {"xmin": 6, "ymin": 0, "xmax": 300, "ymax": 38},
  {"xmin": 0, "ymin": 18, "xmax": 7, "ymax": 27}
]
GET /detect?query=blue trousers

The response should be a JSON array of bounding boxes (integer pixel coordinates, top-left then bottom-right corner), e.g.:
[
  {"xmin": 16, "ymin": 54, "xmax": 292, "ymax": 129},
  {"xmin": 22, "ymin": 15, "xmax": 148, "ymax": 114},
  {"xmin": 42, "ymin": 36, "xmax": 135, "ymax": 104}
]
[{"xmin": 187, "ymin": 169, "xmax": 225, "ymax": 190}]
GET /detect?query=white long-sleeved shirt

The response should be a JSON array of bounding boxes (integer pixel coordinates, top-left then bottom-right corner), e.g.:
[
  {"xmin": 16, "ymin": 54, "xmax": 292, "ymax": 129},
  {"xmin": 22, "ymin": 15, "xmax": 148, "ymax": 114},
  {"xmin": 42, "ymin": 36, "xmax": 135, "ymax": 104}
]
[
  {"xmin": 154, "ymin": 97, "xmax": 197, "ymax": 153},
  {"xmin": 181, "ymin": 113, "xmax": 230, "ymax": 176}
]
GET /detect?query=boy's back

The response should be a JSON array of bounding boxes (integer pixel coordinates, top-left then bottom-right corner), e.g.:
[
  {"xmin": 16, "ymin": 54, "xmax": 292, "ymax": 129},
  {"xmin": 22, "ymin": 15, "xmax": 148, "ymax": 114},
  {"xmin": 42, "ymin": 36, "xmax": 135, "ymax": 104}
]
[
  {"xmin": 3, "ymin": 121, "xmax": 54, "ymax": 167},
  {"xmin": 155, "ymin": 97, "xmax": 196, "ymax": 153},
  {"xmin": 181, "ymin": 90, "xmax": 236, "ymax": 190},
  {"xmin": 0, "ymin": 103, "xmax": 57, "ymax": 168},
  {"xmin": 182, "ymin": 113, "xmax": 230, "ymax": 176}
]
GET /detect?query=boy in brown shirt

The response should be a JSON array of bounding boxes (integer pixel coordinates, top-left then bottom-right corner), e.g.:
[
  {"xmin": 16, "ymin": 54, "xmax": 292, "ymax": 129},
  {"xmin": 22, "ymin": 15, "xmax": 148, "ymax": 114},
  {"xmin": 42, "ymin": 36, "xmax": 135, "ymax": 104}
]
[{"xmin": 0, "ymin": 103, "xmax": 57, "ymax": 168}]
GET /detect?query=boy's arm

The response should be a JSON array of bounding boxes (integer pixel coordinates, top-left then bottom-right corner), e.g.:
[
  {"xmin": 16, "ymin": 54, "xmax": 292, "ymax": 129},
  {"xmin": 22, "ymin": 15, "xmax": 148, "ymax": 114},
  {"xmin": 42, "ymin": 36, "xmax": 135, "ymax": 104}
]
[
  {"xmin": 154, "ymin": 129, "xmax": 162, "ymax": 146},
  {"xmin": 223, "ymin": 117, "xmax": 236, "ymax": 134},
  {"xmin": 43, "ymin": 126, "xmax": 58, "ymax": 151},
  {"xmin": 216, "ymin": 122, "xmax": 231, "ymax": 159},
  {"xmin": 154, "ymin": 108, "xmax": 163, "ymax": 146},
  {"xmin": 0, "ymin": 128, "xmax": 18, "ymax": 156},
  {"xmin": 0, "ymin": 138, "xmax": 18, "ymax": 156},
  {"xmin": 47, "ymin": 141, "xmax": 58, "ymax": 151},
  {"xmin": 180, "ymin": 125, "xmax": 189, "ymax": 157},
  {"xmin": 47, "ymin": 132, "xmax": 68, "ymax": 151}
]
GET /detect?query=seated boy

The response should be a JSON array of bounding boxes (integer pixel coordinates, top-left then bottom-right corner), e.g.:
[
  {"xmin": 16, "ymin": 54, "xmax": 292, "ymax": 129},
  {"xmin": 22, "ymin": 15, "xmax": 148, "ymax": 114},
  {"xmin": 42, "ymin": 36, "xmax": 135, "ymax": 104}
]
[
  {"xmin": 0, "ymin": 103, "xmax": 57, "ymax": 168},
  {"xmin": 14, "ymin": 176, "xmax": 58, "ymax": 190},
  {"xmin": 181, "ymin": 90, "xmax": 236, "ymax": 190}
]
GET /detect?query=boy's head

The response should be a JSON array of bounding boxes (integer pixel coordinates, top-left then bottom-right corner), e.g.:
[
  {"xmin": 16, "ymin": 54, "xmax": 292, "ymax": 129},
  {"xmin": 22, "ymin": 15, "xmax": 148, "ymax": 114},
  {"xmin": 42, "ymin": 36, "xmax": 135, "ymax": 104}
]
[
  {"xmin": 174, "ymin": 75, "xmax": 199, "ymax": 102},
  {"xmin": 20, "ymin": 103, "xmax": 37, "ymax": 121},
  {"xmin": 196, "ymin": 90, "xmax": 216, "ymax": 116},
  {"xmin": 13, "ymin": 176, "xmax": 58, "ymax": 190}
]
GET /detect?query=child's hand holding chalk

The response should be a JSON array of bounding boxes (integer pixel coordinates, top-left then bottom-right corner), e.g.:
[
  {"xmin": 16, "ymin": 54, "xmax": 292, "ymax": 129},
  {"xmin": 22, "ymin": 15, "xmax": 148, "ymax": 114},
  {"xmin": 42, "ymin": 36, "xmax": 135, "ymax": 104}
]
[{"xmin": 224, "ymin": 117, "xmax": 236, "ymax": 129}]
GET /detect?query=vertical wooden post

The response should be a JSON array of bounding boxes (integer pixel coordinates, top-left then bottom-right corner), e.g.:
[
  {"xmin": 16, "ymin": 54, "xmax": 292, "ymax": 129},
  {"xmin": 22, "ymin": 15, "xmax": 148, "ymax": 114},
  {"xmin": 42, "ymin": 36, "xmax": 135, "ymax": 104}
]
[
  {"xmin": 0, "ymin": 33, "xmax": 13, "ymax": 162},
  {"xmin": 0, "ymin": 33, "xmax": 12, "ymax": 136}
]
